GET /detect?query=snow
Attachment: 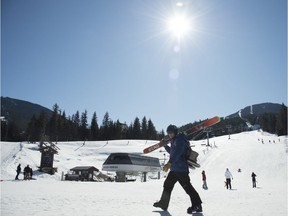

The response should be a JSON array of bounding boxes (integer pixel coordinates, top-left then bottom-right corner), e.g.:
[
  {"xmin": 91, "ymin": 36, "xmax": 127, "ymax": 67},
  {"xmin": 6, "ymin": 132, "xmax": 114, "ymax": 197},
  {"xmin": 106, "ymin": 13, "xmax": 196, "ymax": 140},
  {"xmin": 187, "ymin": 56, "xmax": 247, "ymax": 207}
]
[{"xmin": 1, "ymin": 131, "xmax": 287, "ymax": 216}]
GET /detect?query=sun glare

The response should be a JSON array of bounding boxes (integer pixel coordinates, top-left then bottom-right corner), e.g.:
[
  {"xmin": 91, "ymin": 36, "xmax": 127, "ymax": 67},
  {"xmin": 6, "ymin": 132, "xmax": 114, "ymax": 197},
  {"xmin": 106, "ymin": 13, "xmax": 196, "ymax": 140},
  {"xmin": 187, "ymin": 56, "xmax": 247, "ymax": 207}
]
[{"xmin": 166, "ymin": 14, "xmax": 191, "ymax": 41}]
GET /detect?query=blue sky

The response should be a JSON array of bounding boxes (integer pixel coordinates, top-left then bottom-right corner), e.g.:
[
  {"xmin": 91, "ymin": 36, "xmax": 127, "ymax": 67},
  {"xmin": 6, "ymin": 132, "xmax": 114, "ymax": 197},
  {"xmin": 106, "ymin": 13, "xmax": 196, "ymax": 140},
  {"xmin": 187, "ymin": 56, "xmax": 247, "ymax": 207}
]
[{"xmin": 2, "ymin": 0, "xmax": 287, "ymax": 131}]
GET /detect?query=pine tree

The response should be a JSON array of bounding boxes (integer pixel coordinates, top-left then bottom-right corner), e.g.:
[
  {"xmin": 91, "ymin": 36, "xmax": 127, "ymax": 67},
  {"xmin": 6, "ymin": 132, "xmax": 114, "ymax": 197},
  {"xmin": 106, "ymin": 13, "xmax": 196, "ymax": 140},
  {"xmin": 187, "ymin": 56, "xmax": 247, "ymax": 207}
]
[
  {"xmin": 276, "ymin": 103, "xmax": 287, "ymax": 135},
  {"xmin": 71, "ymin": 111, "xmax": 80, "ymax": 140},
  {"xmin": 100, "ymin": 112, "xmax": 112, "ymax": 140},
  {"xmin": 147, "ymin": 119, "xmax": 157, "ymax": 140},
  {"xmin": 141, "ymin": 116, "xmax": 148, "ymax": 139},
  {"xmin": 132, "ymin": 117, "xmax": 142, "ymax": 139},
  {"xmin": 48, "ymin": 104, "xmax": 60, "ymax": 141},
  {"xmin": 80, "ymin": 110, "xmax": 89, "ymax": 140},
  {"xmin": 90, "ymin": 112, "xmax": 99, "ymax": 140}
]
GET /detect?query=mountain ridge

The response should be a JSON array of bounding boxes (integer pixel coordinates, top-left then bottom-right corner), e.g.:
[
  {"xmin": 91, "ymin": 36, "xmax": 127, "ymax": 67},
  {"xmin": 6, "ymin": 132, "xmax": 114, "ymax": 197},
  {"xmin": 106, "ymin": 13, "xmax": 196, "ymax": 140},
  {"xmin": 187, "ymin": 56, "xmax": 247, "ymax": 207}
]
[{"xmin": 1, "ymin": 96, "xmax": 283, "ymax": 132}]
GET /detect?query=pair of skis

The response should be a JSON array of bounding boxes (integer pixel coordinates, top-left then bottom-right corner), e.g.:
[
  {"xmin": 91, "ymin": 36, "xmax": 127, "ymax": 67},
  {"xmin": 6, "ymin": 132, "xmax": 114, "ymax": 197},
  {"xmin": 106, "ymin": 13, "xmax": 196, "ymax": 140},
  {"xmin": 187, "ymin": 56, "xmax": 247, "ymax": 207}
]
[{"xmin": 143, "ymin": 116, "xmax": 221, "ymax": 154}]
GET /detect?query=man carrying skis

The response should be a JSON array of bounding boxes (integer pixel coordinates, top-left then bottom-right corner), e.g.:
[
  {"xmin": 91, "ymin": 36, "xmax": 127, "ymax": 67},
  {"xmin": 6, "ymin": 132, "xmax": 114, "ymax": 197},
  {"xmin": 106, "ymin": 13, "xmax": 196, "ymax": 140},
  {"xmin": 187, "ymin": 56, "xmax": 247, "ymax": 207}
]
[{"xmin": 153, "ymin": 125, "xmax": 202, "ymax": 214}]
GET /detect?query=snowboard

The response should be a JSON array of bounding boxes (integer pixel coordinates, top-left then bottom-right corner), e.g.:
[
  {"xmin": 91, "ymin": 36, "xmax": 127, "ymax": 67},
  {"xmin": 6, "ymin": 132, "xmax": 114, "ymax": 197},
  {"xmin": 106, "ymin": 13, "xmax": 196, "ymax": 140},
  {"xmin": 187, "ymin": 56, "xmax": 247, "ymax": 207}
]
[{"xmin": 143, "ymin": 116, "xmax": 221, "ymax": 154}]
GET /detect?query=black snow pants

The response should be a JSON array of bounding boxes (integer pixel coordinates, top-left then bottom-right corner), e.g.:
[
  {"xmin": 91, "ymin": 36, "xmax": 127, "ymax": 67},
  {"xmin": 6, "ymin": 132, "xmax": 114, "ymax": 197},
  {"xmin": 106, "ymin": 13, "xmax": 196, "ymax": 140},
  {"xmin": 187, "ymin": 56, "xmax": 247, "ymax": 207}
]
[
  {"xmin": 226, "ymin": 178, "xmax": 232, "ymax": 189},
  {"xmin": 160, "ymin": 171, "xmax": 202, "ymax": 208}
]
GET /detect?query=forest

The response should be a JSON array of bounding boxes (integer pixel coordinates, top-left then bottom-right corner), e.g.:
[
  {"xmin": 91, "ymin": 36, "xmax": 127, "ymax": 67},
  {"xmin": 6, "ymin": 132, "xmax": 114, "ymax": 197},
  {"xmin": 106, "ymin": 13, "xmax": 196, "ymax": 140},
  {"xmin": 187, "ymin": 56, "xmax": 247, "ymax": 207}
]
[{"xmin": 1, "ymin": 103, "xmax": 287, "ymax": 142}]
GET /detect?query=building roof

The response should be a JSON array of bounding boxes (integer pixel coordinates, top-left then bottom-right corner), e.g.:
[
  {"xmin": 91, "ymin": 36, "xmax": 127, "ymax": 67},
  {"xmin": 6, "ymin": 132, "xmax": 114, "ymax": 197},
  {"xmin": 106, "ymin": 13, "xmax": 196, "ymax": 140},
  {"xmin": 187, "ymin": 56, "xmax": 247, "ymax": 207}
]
[{"xmin": 70, "ymin": 166, "xmax": 99, "ymax": 172}]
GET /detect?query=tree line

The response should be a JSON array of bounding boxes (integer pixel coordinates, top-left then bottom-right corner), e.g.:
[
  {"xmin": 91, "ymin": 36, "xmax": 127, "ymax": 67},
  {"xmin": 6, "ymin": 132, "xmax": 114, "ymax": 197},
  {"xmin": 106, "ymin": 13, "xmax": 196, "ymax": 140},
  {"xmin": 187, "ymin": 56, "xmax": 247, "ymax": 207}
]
[
  {"xmin": 1, "ymin": 103, "xmax": 286, "ymax": 142},
  {"xmin": 206, "ymin": 103, "xmax": 287, "ymax": 138},
  {"xmin": 23, "ymin": 104, "xmax": 164, "ymax": 142}
]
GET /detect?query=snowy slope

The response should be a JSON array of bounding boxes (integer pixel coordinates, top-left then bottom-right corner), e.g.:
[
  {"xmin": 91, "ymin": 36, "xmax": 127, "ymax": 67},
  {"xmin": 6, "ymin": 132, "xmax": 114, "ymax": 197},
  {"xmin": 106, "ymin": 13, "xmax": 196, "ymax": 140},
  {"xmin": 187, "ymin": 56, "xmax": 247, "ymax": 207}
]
[{"xmin": 1, "ymin": 131, "xmax": 287, "ymax": 216}]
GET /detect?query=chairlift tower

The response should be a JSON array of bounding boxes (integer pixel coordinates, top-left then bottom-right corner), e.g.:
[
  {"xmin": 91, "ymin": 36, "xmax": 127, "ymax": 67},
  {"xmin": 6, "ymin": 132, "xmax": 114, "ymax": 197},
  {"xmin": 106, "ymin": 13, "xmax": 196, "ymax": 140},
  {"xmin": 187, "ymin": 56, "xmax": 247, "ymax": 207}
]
[{"xmin": 205, "ymin": 128, "xmax": 212, "ymax": 146}]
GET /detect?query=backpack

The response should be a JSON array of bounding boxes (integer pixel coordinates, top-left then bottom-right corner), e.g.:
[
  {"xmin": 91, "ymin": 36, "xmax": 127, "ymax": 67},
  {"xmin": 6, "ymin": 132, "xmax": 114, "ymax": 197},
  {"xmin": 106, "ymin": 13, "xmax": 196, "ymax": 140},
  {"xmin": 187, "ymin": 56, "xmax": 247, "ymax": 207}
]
[{"xmin": 185, "ymin": 139, "xmax": 200, "ymax": 169}]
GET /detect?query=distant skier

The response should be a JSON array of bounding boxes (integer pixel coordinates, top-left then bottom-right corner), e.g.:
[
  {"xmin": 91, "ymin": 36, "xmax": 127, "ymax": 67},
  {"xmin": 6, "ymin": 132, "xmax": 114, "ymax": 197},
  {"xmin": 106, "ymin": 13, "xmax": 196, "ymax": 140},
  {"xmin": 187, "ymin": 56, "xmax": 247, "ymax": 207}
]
[
  {"xmin": 15, "ymin": 164, "xmax": 21, "ymax": 180},
  {"xmin": 30, "ymin": 167, "xmax": 33, "ymax": 179},
  {"xmin": 224, "ymin": 168, "xmax": 233, "ymax": 189},
  {"xmin": 153, "ymin": 125, "xmax": 202, "ymax": 214},
  {"xmin": 24, "ymin": 165, "xmax": 31, "ymax": 180},
  {"xmin": 202, "ymin": 170, "xmax": 208, "ymax": 190},
  {"xmin": 251, "ymin": 172, "xmax": 257, "ymax": 188}
]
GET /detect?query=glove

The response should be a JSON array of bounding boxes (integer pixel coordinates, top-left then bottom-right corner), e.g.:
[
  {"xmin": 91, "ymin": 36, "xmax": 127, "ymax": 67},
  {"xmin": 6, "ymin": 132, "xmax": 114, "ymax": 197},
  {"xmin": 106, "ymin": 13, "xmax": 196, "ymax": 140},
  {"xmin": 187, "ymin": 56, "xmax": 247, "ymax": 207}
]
[{"xmin": 163, "ymin": 163, "xmax": 171, "ymax": 172}]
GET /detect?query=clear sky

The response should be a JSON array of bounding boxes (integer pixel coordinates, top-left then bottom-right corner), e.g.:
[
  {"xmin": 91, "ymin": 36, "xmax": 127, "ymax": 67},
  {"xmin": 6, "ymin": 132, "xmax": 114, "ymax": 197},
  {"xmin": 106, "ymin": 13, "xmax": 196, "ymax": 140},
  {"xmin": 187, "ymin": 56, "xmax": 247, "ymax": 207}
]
[{"xmin": 2, "ymin": 0, "xmax": 287, "ymax": 131}]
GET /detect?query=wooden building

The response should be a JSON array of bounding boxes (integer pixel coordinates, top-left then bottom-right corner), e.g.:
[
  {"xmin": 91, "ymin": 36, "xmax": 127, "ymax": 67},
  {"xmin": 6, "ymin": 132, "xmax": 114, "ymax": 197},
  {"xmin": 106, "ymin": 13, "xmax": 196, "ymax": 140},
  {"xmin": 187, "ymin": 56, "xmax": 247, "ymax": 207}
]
[{"xmin": 66, "ymin": 166, "xmax": 99, "ymax": 181}]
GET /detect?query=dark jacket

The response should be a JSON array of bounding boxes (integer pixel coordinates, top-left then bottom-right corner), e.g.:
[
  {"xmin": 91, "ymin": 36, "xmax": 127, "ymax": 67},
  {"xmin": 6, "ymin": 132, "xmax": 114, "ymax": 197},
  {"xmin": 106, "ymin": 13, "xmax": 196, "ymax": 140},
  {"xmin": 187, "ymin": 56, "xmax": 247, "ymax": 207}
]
[
  {"xmin": 164, "ymin": 133, "xmax": 189, "ymax": 172},
  {"xmin": 251, "ymin": 172, "xmax": 256, "ymax": 181},
  {"xmin": 16, "ymin": 164, "xmax": 21, "ymax": 173},
  {"xmin": 24, "ymin": 166, "xmax": 30, "ymax": 174}
]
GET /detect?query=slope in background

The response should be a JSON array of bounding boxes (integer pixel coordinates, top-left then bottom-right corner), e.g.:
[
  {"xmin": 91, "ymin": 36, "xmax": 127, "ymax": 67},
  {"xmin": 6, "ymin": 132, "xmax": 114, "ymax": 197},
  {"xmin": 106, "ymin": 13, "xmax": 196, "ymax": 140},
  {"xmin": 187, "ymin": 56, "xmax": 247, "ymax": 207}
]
[{"xmin": 1, "ymin": 131, "xmax": 287, "ymax": 216}]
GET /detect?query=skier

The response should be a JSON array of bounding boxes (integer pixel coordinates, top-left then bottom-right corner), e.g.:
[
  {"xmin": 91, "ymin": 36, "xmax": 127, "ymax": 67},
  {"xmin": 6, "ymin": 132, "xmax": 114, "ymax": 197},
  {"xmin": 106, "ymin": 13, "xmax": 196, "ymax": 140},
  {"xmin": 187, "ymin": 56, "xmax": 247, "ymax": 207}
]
[
  {"xmin": 30, "ymin": 167, "xmax": 33, "ymax": 180},
  {"xmin": 224, "ymin": 168, "xmax": 233, "ymax": 189},
  {"xmin": 251, "ymin": 172, "xmax": 257, "ymax": 188},
  {"xmin": 24, "ymin": 165, "xmax": 31, "ymax": 180},
  {"xmin": 15, "ymin": 164, "xmax": 21, "ymax": 180},
  {"xmin": 153, "ymin": 125, "xmax": 202, "ymax": 214},
  {"xmin": 202, "ymin": 170, "xmax": 208, "ymax": 190}
]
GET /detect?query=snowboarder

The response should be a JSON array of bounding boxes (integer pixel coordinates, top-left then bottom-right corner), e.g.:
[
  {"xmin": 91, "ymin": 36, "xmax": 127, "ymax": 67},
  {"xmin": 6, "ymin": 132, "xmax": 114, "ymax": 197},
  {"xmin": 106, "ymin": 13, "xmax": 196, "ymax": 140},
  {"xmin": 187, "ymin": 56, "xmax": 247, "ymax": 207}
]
[
  {"xmin": 225, "ymin": 168, "xmax": 233, "ymax": 189},
  {"xmin": 202, "ymin": 170, "xmax": 208, "ymax": 190},
  {"xmin": 251, "ymin": 172, "xmax": 257, "ymax": 188},
  {"xmin": 153, "ymin": 125, "xmax": 202, "ymax": 214},
  {"xmin": 15, "ymin": 164, "xmax": 21, "ymax": 180},
  {"xmin": 24, "ymin": 165, "xmax": 31, "ymax": 180}
]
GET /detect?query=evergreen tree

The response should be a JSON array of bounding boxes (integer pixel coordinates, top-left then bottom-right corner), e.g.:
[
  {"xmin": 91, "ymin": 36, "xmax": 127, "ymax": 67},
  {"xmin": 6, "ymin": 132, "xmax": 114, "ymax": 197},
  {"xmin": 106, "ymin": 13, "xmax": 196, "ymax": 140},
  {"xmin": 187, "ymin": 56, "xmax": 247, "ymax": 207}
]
[
  {"xmin": 112, "ymin": 120, "xmax": 124, "ymax": 140},
  {"xmin": 132, "ymin": 117, "xmax": 142, "ymax": 139},
  {"xmin": 48, "ymin": 104, "xmax": 60, "ymax": 141},
  {"xmin": 90, "ymin": 112, "xmax": 99, "ymax": 140},
  {"xmin": 141, "ymin": 116, "xmax": 148, "ymax": 139},
  {"xmin": 158, "ymin": 129, "xmax": 165, "ymax": 139},
  {"xmin": 80, "ymin": 110, "xmax": 89, "ymax": 140},
  {"xmin": 276, "ymin": 103, "xmax": 287, "ymax": 135},
  {"xmin": 147, "ymin": 119, "xmax": 157, "ymax": 140},
  {"xmin": 100, "ymin": 112, "xmax": 113, "ymax": 140},
  {"xmin": 71, "ymin": 111, "xmax": 80, "ymax": 140}
]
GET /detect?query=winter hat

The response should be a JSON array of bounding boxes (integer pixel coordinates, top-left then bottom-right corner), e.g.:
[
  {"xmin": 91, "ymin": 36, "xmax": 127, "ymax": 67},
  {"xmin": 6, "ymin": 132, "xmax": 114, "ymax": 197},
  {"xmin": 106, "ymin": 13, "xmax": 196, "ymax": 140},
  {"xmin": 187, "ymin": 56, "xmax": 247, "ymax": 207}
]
[{"xmin": 166, "ymin": 124, "xmax": 178, "ymax": 134}]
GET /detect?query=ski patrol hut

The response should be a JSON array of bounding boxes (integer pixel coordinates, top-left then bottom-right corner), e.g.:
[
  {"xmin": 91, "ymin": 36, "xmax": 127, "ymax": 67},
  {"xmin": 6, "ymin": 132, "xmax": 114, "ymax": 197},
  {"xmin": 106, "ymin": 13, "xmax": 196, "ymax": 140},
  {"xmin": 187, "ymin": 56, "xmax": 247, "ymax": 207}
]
[{"xmin": 66, "ymin": 166, "xmax": 99, "ymax": 181}]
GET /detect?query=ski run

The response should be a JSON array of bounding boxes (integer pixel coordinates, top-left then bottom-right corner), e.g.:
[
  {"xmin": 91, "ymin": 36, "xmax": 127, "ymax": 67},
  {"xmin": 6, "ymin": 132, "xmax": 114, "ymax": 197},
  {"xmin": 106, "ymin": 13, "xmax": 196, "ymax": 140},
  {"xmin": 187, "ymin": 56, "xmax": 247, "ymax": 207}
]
[{"xmin": 1, "ymin": 130, "xmax": 287, "ymax": 216}]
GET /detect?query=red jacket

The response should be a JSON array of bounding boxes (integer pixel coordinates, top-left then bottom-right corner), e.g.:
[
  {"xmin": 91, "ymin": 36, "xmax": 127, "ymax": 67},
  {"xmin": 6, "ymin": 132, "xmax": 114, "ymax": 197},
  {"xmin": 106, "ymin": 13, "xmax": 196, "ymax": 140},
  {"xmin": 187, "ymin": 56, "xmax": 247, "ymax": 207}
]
[{"xmin": 202, "ymin": 171, "xmax": 206, "ymax": 181}]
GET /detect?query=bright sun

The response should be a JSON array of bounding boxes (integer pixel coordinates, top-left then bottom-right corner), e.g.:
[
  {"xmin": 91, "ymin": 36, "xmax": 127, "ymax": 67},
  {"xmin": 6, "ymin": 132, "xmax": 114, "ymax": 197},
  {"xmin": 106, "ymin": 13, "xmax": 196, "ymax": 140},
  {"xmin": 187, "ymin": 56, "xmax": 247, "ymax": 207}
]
[{"xmin": 166, "ymin": 14, "xmax": 191, "ymax": 41}]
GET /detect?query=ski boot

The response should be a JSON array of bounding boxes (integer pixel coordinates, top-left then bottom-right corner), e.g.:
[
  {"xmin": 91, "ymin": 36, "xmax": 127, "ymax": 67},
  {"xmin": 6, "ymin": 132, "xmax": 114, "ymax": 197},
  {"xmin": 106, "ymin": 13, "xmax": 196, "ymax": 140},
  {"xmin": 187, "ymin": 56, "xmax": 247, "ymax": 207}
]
[
  {"xmin": 153, "ymin": 191, "xmax": 171, "ymax": 211},
  {"xmin": 187, "ymin": 204, "xmax": 203, "ymax": 214}
]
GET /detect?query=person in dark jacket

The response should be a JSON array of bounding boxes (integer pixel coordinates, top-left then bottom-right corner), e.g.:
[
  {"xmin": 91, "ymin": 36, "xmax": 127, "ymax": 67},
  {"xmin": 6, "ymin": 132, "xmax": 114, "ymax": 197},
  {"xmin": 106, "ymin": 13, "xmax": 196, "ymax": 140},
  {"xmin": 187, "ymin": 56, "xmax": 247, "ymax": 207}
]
[
  {"xmin": 30, "ymin": 167, "xmax": 33, "ymax": 180},
  {"xmin": 251, "ymin": 172, "xmax": 257, "ymax": 188},
  {"xmin": 24, "ymin": 165, "xmax": 31, "ymax": 180},
  {"xmin": 15, "ymin": 164, "xmax": 21, "ymax": 180},
  {"xmin": 153, "ymin": 125, "xmax": 202, "ymax": 214}
]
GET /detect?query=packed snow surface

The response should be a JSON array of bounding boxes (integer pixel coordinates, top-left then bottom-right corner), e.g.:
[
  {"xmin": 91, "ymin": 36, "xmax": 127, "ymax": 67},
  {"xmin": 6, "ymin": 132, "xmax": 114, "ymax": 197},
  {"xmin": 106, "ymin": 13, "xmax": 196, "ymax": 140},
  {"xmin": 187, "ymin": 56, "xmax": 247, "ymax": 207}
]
[{"xmin": 1, "ymin": 131, "xmax": 287, "ymax": 216}]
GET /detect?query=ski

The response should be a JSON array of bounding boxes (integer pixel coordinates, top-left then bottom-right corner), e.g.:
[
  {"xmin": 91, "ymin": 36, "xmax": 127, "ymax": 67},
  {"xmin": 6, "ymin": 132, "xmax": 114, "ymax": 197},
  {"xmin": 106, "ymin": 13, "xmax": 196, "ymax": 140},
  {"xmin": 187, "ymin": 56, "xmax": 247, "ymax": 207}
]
[
  {"xmin": 183, "ymin": 116, "xmax": 221, "ymax": 136},
  {"xmin": 143, "ymin": 116, "xmax": 221, "ymax": 154}
]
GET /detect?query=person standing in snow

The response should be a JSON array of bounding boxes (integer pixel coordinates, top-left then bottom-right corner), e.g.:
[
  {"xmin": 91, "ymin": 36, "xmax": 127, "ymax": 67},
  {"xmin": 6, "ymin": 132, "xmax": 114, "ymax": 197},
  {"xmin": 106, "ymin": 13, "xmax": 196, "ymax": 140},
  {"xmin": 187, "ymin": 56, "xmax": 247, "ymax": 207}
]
[
  {"xmin": 24, "ymin": 165, "xmax": 31, "ymax": 180},
  {"xmin": 225, "ymin": 168, "xmax": 233, "ymax": 189},
  {"xmin": 202, "ymin": 170, "xmax": 208, "ymax": 190},
  {"xmin": 30, "ymin": 167, "xmax": 33, "ymax": 179},
  {"xmin": 153, "ymin": 125, "xmax": 202, "ymax": 214},
  {"xmin": 251, "ymin": 172, "xmax": 257, "ymax": 188},
  {"xmin": 15, "ymin": 164, "xmax": 21, "ymax": 180}
]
